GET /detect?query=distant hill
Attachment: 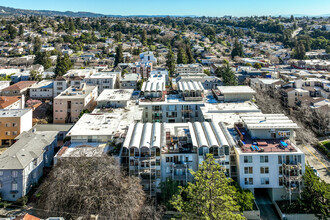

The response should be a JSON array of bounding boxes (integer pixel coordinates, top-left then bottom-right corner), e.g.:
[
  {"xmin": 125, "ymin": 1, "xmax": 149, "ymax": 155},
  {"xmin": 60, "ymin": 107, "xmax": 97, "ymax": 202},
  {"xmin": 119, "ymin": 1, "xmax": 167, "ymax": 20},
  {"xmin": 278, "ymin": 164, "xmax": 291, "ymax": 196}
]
[
  {"xmin": 0, "ymin": 6, "xmax": 112, "ymax": 17},
  {"xmin": 0, "ymin": 5, "xmax": 196, "ymax": 18}
]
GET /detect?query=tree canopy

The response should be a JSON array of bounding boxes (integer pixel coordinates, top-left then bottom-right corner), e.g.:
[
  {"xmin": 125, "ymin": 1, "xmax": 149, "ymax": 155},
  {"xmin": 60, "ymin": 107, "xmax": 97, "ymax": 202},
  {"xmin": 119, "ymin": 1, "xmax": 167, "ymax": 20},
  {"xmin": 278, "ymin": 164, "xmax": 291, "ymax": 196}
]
[
  {"xmin": 171, "ymin": 154, "xmax": 245, "ymax": 220},
  {"xmin": 55, "ymin": 54, "xmax": 72, "ymax": 76},
  {"xmin": 216, "ymin": 63, "xmax": 238, "ymax": 86},
  {"xmin": 36, "ymin": 156, "xmax": 158, "ymax": 219}
]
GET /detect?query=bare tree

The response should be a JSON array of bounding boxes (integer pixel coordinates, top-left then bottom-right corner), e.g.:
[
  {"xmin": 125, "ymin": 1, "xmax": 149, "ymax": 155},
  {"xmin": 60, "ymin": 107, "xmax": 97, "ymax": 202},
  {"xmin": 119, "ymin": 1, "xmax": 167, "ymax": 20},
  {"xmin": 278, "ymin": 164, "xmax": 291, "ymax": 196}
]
[
  {"xmin": 254, "ymin": 88, "xmax": 318, "ymax": 145},
  {"xmin": 36, "ymin": 155, "xmax": 156, "ymax": 220}
]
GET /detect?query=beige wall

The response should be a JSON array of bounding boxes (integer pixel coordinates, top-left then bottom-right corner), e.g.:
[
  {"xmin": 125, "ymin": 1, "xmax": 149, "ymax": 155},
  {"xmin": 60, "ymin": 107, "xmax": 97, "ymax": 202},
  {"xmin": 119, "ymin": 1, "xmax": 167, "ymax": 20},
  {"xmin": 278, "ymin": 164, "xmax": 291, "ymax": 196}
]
[
  {"xmin": 0, "ymin": 117, "xmax": 21, "ymax": 146},
  {"xmin": 53, "ymin": 97, "xmax": 96, "ymax": 123}
]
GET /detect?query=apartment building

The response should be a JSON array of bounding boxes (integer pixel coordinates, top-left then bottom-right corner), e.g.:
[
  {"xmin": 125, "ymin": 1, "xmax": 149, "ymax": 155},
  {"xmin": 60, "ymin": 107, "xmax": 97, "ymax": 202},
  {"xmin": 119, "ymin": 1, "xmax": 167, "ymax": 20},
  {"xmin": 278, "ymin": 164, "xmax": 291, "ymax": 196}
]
[
  {"xmin": 29, "ymin": 80, "xmax": 54, "ymax": 99},
  {"xmin": 140, "ymin": 51, "xmax": 157, "ymax": 64},
  {"xmin": 176, "ymin": 74, "xmax": 222, "ymax": 90},
  {"xmin": 131, "ymin": 62, "xmax": 153, "ymax": 79},
  {"xmin": 0, "ymin": 109, "xmax": 32, "ymax": 146},
  {"xmin": 214, "ymin": 86, "xmax": 256, "ymax": 102},
  {"xmin": 175, "ymin": 64, "xmax": 203, "ymax": 76},
  {"xmin": 141, "ymin": 74, "xmax": 166, "ymax": 99},
  {"xmin": 0, "ymin": 130, "xmax": 58, "ymax": 201},
  {"xmin": 139, "ymin": 96, "xmax": 204, "ymax": 123},
  {"xmin": 177, "ymin": 81, "xmax": 204, "ymax": 101},
  {"xmin": 84, "ymin": 71, "xmax": 119, "ymax": 94},
  {"xmin": 122, "ymin": 121, "xmax": 232, "ymax": 195},
  {"xmin": 1, "ymin": 81, "xmax": 37, "ymax": 96},
  {"xmin": 53, "ymin": 76, "xmax": 68, "ymax": 96},
  {"xmin": 53, "ymin": 84, "xmax": 98, "ymax": 124},
  {"xmin": 63, "ymin": 69, "xmax": 96, "ymax": 88},
  {"xmin": 232, "ymin": 114, "xmax": 304, "ymax": 201},
  {"xmin": 280, "ymin": 88, "xmax": 309, "ymax": 107},
  {"xmin": 68, "ymin": 106, "xmax": 143, "ymax": 142},
  {"xmin": 120, "ymin": 73, "xmax": 139, "ymax": 90},
  {"xmin": 96, "ymin": 89, "xmax": 133, "ymax": 108}
]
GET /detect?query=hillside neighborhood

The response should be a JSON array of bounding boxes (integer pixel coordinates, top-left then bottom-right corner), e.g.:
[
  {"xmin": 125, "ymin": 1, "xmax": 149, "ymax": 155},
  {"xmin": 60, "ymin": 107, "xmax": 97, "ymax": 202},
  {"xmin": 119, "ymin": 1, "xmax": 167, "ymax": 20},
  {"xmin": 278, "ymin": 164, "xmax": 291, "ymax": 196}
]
[{"xmin": 0, "ymin": 9, "xmax": 329, "ymax": 220}]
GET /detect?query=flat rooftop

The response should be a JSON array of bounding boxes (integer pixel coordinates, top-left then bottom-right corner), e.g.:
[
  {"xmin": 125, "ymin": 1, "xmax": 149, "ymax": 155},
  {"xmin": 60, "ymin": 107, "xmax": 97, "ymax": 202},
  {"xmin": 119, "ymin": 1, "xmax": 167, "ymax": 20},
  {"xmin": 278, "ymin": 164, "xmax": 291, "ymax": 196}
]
[
  {"xmin": 55, "ymin": 84, "xmax": 96, "ymax": 99},
  {"xmin": 0, "ymin": 108, "xmax": 31, "ymax": 118},
  {"xmin": 240, "ymin": 114, "xmax": 299, "ymax": 129},
  {"xmin": 97, "ymin": 89, "xmax": 133, "ymax": 102},
  {"xmin": 89, "ymin": 71, "xmax": 119, "ymax": 78},
  {"xmin": 201, "ymin": 102, "xmax": 262, "ymax": 127},
  {"xmin": 217, "ymin": 86, "xmax": 256, "ymax": 94},
  {"xmin": 234, "ymin": 127, "xmax": 301, "ymax": 154},
  {"xmin": 69, "ymin": 105, "xmax": 143, "ymax": 137}
]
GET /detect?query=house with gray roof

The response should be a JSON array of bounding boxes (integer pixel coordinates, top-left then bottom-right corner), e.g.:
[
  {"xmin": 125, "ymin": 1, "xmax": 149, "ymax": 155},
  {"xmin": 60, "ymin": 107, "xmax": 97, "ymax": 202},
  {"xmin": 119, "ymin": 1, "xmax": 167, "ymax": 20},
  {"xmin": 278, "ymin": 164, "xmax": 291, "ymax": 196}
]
[{"xmin": 0, "ymin": 130, "xmax": 58, "ymax": 201}]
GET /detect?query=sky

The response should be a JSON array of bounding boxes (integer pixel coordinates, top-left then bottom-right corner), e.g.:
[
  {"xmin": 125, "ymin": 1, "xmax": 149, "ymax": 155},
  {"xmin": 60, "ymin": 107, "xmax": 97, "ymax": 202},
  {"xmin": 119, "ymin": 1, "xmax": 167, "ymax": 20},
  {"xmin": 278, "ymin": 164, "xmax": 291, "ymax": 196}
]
[{"xmin": 1, "ymin": 0, "xmax": 330, "ymax": 17}]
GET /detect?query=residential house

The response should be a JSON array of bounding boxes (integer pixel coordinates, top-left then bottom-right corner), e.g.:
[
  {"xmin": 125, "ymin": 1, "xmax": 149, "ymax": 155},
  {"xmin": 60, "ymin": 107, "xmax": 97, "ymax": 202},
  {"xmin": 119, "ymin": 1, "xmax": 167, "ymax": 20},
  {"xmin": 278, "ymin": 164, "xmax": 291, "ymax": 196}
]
[
  {"xmin": 0, "ymin": 130, "xmax": 58, "ymax": 201},
  {"xmin": 1, "ymin": 81, "xmax": 37, "ymax": 97}
]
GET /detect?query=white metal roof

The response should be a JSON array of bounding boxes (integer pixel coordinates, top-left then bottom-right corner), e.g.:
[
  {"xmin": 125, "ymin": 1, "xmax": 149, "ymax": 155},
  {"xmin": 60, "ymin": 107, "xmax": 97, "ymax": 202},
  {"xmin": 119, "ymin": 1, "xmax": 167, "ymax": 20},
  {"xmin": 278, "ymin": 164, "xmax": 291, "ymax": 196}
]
[
  {"xmin": 177, "ymin": 81, "xmax": 204, "ymax": 92},
  {"xmin": 241, "ymin": 114, "xmax": 299, "ymax": 130}
]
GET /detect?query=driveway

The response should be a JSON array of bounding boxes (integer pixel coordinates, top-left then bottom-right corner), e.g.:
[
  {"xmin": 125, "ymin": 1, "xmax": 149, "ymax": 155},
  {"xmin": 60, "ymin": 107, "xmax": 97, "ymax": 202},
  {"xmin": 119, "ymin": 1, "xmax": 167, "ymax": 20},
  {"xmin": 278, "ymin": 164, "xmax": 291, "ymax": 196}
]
[{"xmin": 254, "ymin": 189, "xmax": 280, "ymax": 220}]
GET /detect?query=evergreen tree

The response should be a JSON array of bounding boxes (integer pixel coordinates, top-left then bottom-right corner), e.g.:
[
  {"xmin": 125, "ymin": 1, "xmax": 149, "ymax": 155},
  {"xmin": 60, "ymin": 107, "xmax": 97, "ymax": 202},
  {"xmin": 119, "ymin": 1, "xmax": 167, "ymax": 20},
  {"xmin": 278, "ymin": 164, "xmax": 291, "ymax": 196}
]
[
  {"xmin": 216, "ymin": 63, "xmax": 237, "ymax": 86},
  {"xmin": 34, "ymin": 52, "xmax": 52, "ymax": 69},
  {"xmin": 7, "ymin": 24, "xmax": 17, "ymax": 40},
  {"xmin": 294, "ymin": 41, "xmax": 306, "ymax": 60},
  {"xmin": 33, "ymin": 36, "xmax": 42, "ymax": 54},
  {"xmin": 55, "ymin": 54, "xmax": 72, "ymax": 76},
  {"xmin": 231, "ymin": 38, "xmax": 244, "ymax": 59},
  {"xmin": 185, "ymin": 44, "xmax": 195, "ymax": 63},
  {"xmin": 177, "ymin": 47, "xmax": 188, "ymax": 64},
  {"xmin": 141, "ymin": 29, "xmax": 147, "ymax": 46},
  {"xmin": 166, "ymin": 48, "xmax": 175, "ymax": 77},
  {"xmin": 18, "ymin": 25, "xmax": 24, "ymax": 37},
  {"xmin": 299, "ymin": 165, "xmax": 329, "ymax": 218},
  {"xmin": 171, "ymin": 154, "xmax": 244, "ymax": 220},
  {"xmin": 114, "ymin": 31, "xmax": 122, "ymax": 42},
  {"xmin": 114, "ymin": 44, "xmax": 123, "ymax": 67}
]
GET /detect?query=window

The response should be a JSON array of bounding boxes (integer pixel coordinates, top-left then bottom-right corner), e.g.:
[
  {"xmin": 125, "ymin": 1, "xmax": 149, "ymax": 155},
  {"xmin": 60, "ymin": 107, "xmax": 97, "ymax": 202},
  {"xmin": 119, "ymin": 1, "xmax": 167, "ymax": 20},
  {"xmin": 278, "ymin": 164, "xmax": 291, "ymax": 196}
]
[
  {"xmin": 225, "ymin": 146, "xmax": 229, "ymax": 155},
  {"xmin": 260, "ymin": 167, "xmax": 269, "ymax": 174},
  {"xmin": 260, "ymin": 156, "xmax": 269, "ymax": 163},
  {"xmin": 261, "ymin": 177, "xmax": 270, "ymax": 185},
  {"xmin": 244, "ymin": 156, "xmax": 252, "ymax": 163},
  {"xmin": 278, "ymin": 155, "xmax": 282, "ymax": 164},
  {"xmin": 279, "ymin": 166, "xmax": 283, "ymax": 175},
  {"xmin": 12, "ymin": 123, "xmax": 17, "ymax": 127},
  {"xmin": 5, "ymin": 131, "xmax": 10, "ymax": 136},
  {"xmin": 11, "ymin": 181, "xmax": 18, "ymax": 191},
  {"xmin": 12, "ymin": 171, "xmax": 18, "ymax": 178},
  {"xmin": 279, "ymin": 177, "xmax": 283, "ymax": 186},
  {"xmin": 166, "ymin": 157, "xmax": 173, "ymax": 163},
  {"xmin": 244, "ymin": 167, "xmax": 253, "ymax": 174},
  {"xmin": 0, "ymin": 171, "xmax": 2, "ymax": 176},
  {"xmin": 13, "ymin": 131, "xmax": 17, "ymax": 136},
  {"xmin": 0, "ymin": 181, "xmax": 2, "ymax": 189},
  {"xmin": 244, "ymin": 178, "xmax": 253, "ymax": 185},
  {"xmin": 5, "ymin": 123, "xmax": 10, "ymax": 127}
]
